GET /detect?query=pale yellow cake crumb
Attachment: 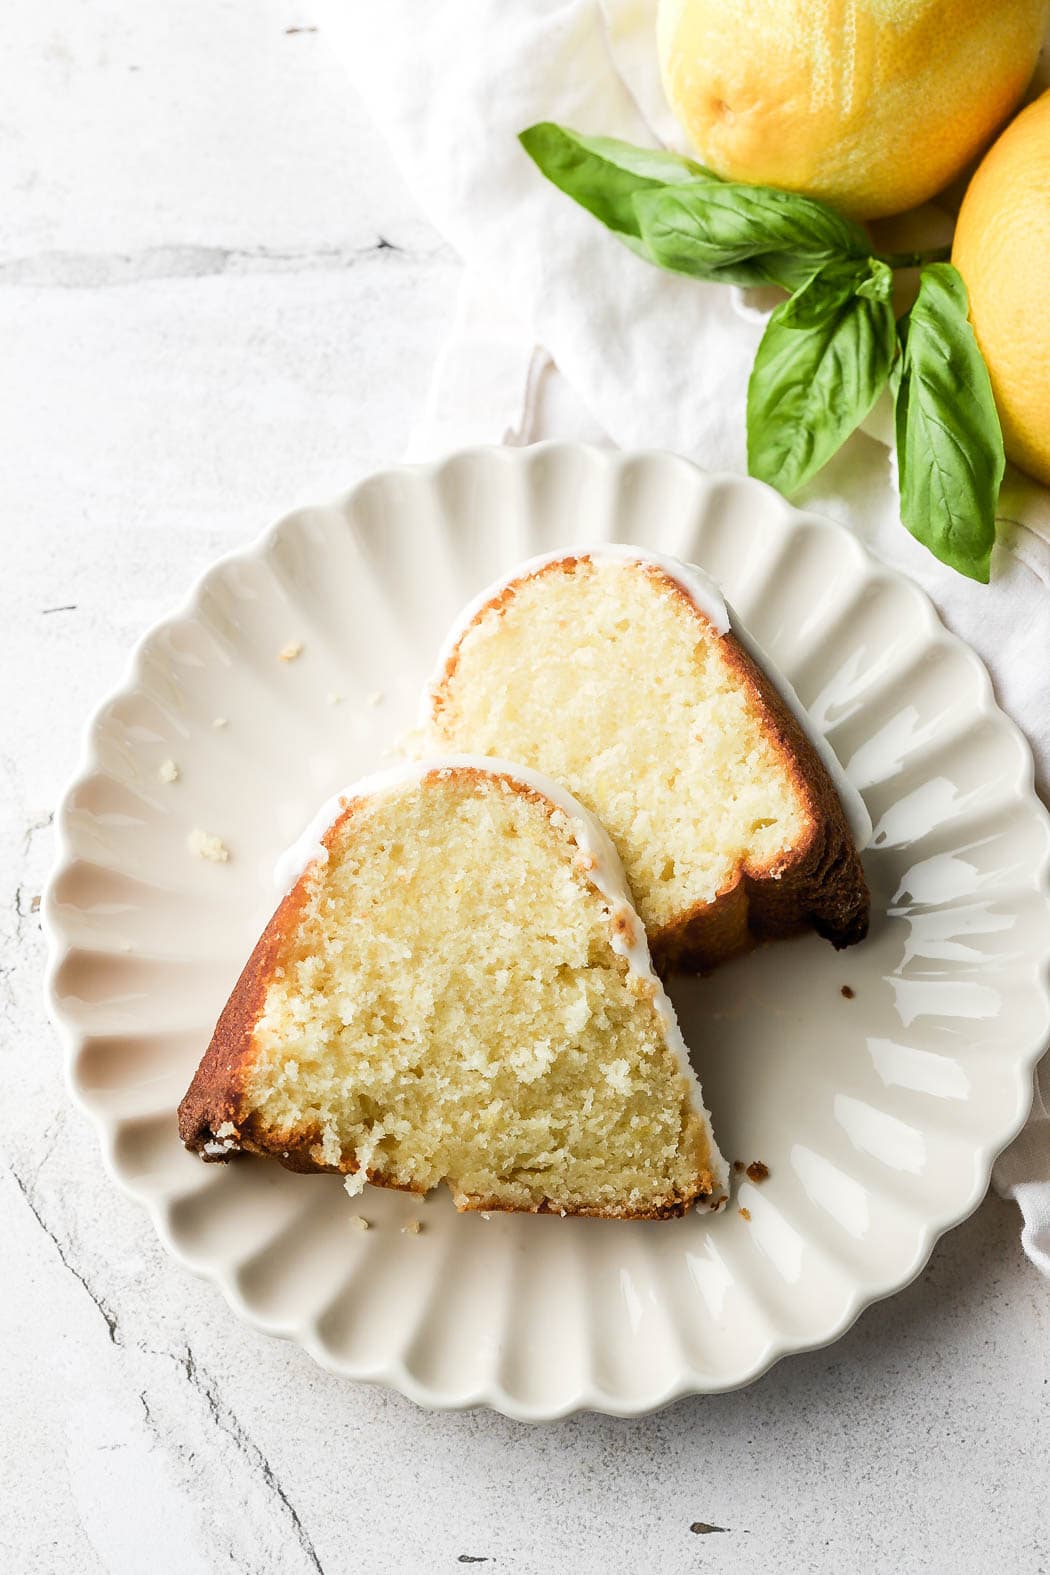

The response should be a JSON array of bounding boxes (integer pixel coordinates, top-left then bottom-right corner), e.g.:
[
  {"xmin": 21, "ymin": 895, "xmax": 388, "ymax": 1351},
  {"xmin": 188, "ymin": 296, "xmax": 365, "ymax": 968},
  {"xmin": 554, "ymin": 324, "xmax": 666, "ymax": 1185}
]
[
  {"xmin": 158, "ymin": 758, "xmax": 179, "ymax": 784},
  {"xmin": 278, "ymin": 640, "xmax": 303, "ymax": 662},
  {"xmin": 212, "ymin": 716, "xmax": 228, "ymax": 730},
  {"xmin": 401, "ymin": 1219, "xmax": 422, "ymax": 1235},
  {"xmin": 240, "ymin": 770, "xmax": 719, "ymax": 1217},
  {"xmin": 188, "ymin": 828, "xmax": 229, "ymax": 863},
  {"xmin": 348, "ymin": 1215, "xmax": 370, "ymax": 1232},
  {"xmin": 425, "ymin": 555, "xmax": 809, "ymax": 935}
]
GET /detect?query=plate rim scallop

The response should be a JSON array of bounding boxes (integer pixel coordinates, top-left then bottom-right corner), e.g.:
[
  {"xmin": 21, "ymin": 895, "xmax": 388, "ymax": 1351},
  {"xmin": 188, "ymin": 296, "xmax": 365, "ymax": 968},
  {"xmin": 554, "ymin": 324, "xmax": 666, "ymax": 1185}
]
[{"xmin": 42, "ymin": 442, "xmax": 1050, "ymax": 1421}]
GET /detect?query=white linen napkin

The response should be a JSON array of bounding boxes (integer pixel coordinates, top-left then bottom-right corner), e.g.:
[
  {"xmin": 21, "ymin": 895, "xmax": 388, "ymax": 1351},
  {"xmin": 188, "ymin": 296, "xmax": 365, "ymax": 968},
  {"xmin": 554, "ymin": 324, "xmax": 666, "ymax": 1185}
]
[{"xmin": 315, "ymin": 0, "xmax": 1050, "ymax": 1269}]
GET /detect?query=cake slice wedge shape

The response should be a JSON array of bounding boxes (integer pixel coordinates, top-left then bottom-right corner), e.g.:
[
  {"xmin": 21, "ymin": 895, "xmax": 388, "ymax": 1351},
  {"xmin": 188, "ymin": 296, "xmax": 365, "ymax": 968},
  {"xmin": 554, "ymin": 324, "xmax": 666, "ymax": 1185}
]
[
  {"xmin": 422, "ymin": 545, "xmax": 870, "ymax": 972},
  {"xmin": 179, "ymin": 757, "xmax": 726, "ymax": 1219}
]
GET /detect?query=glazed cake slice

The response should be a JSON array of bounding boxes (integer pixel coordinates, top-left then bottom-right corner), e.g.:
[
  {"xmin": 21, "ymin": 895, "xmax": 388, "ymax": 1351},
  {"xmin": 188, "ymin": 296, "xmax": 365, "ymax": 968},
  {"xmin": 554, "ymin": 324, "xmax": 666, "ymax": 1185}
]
[
  {"xmin": 423, "ymin": 546, "xmax": 870, "ymax": 971},
  {"xmin": 179, "ymin": 758, "xmax": 726, "ymax": 1218}
]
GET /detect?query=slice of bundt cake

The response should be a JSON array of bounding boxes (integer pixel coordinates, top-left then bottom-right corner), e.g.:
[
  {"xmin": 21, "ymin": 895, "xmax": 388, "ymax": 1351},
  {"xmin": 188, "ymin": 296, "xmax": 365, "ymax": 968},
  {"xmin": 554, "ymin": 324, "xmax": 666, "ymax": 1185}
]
[
  {"xmin": 179, "ymin": 758, "xmax": 726, "ymax": 1218},
  {"xmin": 423, "ymin": 546, "xmax": 870, "ymax": 971}
]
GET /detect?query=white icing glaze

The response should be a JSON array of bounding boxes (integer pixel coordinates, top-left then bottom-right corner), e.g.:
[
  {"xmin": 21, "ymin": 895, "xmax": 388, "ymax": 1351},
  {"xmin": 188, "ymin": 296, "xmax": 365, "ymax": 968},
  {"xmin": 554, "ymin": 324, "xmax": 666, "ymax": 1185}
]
[
  {"xmin": 422, "ymin": 543, "xmax": 869, "ymax": 852},
  {"xmin": 273, "ymin": 753, "xmax": 728, "ymax": 1206}
]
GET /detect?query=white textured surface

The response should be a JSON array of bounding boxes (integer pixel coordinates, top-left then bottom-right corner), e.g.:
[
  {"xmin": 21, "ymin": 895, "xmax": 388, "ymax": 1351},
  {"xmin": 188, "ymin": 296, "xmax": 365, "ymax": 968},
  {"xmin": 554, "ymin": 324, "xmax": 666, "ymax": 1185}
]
[{"xmin": 4, "ymin": 1, "xmax": 1050, "ymax": 1571}]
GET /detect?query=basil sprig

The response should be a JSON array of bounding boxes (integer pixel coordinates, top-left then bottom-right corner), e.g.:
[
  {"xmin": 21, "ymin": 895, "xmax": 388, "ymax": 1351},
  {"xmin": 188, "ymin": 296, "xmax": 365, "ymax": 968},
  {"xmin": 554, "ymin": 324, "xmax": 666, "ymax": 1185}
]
[{"xmin": 520, "ymin": 121, "xmax": 1005, "ymax": 582}]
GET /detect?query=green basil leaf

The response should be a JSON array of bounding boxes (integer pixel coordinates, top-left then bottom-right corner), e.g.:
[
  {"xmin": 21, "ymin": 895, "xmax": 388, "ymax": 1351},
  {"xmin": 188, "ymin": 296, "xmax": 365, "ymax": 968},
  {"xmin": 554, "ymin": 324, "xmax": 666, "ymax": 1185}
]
[
  {"xmin": 855, "ymin": 260, "xmax": 896, "ymax": 303},
  {"xmin": 518, "ymin": 123, "xmax": 716, "ymax": 249},
  {"xmin": 778, "ymin": 256, "xmax": 893, "ymax": 327},
  {"xmin": 633, "ymin": 181, "xmax": 871, "ymax": 290},
  {"xmin": 747, "ymin": 258, "xmax": 897, "ymax": 495},
  {"xmin": 893, "ymin": 263, "xmax": 1004, "ymax": 583}
]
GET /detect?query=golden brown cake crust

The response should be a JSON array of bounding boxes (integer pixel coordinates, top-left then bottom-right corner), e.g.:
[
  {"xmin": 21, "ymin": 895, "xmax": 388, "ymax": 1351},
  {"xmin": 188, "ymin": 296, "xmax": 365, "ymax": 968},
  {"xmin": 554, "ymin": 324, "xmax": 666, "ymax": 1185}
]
[
  {"xmin": 176, "ymin": 879, "xmax": 311, "ymax": 1156},
  {"xmin": 177, "ymin": 774, "xmax": 717, "ymax": 1219},
  {"xmin": 652, "ymin": 615, "xmax": 869, "ymax": 972},
  {"xmin": 430, "ymin": 554, "xmax": 869, "ymax": 973},
  {"xmin": 453, "ymin": 1172, "xmax": 719, "ymax": 1220},
  {"xmin": 177, "ymin": 796, "xmax": 363, "ymax": 1160}
]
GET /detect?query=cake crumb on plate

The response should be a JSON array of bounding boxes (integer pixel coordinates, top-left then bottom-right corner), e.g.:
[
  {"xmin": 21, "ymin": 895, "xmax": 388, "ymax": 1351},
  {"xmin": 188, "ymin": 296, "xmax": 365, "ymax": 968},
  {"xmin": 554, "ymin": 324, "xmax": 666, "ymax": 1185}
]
[
  {"xmin": 349, "ymin": 1215, "xmax": 370, "ymax": 1232},
  {"xmin": 188, "ymin": 828, "xmax": 229, "ymax": 863},
  {"xmin": 278, "ymin": 640, "xmax": 303, "ymax": 662},
  {"xmin": 745, "ymin": 1160, "xmax": 770, "ymax": 1183},
  {"xmin": 212, "ymin": 716, "xmax": 228, "ymax": 729},
  {"xmin": 158, "ymin": 758, "xmax": 179, "ymax": 783},
  {"xmin": 401, "ymin": 1219, "xmax": 422, "ymax": 1235},
  {"xmin": 738, "ymin": 1206, "xmax": 751, "ymax": 1221}
]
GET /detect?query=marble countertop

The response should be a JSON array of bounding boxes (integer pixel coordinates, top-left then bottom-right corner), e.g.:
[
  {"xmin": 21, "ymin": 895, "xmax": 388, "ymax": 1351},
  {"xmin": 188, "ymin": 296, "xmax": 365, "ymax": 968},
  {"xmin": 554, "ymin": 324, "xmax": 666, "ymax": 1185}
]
[{"xmin": 4, "ymin": 3, "xmax": 1048, "ymax": 1571}]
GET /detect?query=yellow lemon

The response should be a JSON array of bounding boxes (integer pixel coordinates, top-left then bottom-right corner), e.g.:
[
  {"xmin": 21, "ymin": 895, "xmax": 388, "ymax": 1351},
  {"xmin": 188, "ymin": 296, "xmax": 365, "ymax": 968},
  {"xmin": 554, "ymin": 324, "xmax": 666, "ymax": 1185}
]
[
  {"xmin": 953, "ymin": 91, "xmax": 1050, "ymax": 487},
  {"xmin": 657, "ymin": 0, "xmax": 1048, "ymax": 220}
]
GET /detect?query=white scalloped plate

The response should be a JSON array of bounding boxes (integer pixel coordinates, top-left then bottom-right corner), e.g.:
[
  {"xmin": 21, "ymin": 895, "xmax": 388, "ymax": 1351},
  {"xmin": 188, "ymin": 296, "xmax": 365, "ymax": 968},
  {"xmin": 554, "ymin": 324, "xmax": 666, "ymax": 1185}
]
[{"xmin": 45, "ymin": 444, "xmax": 1050, "ymax": 1420}]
